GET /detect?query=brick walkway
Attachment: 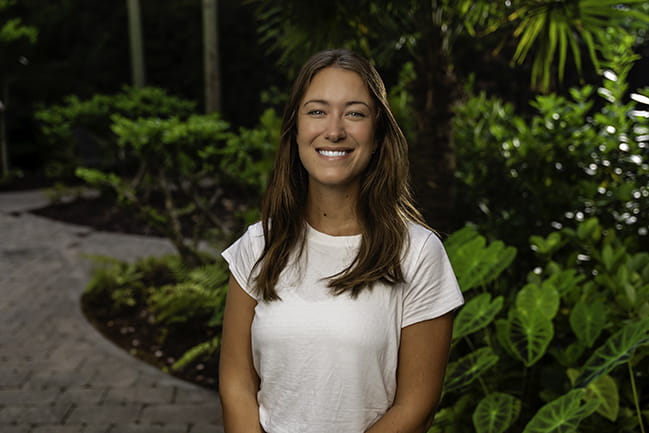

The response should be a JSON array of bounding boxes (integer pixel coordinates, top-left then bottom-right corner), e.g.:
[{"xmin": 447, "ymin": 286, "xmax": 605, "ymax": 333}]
[{"xmin": 0, "ymin": 190, "xmax": 224, "ymax": 433}]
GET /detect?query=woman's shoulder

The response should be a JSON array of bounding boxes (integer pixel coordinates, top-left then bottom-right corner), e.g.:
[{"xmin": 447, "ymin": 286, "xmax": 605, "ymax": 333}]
[
  {"xmin": 404, "ymin": 220, "xmax": 447, "ymax": 260},
  {"xmin": 245, "ymin": 220, "xmax": 265, "ymax": 238}
]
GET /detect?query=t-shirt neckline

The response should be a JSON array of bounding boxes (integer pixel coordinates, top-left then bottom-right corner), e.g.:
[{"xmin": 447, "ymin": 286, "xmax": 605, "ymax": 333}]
[{"xmin": 306, "ymin": 223, "xmax": 361, "ymax": 247}]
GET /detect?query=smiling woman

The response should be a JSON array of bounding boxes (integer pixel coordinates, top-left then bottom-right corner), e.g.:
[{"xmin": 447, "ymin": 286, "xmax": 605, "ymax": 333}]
[{"xmin": 218, "ymin": 49, "xmax": 464, "ymax": 433}]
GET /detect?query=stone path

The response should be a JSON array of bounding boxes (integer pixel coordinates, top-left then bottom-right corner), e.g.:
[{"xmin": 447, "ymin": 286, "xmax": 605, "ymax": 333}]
[{"xmin": 0, "ymin": 190, "xmax": 224, "ymax": 433}]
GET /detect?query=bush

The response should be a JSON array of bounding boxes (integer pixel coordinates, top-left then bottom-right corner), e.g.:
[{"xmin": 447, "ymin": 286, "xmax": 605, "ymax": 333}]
[
  {"xmin": 35, "ymin": 86, "xmax": 196, "ymax": 179},
  {"xmin": 76, "ymin": 107, "xmax": 280, "ymax": 266},
  {"xmin": 453, "ymin": 31, "xmax": 649, "ymax": 265},
  {"xmin": 437, "ymin": 218, "xmax": 649, "ymax": 433}
]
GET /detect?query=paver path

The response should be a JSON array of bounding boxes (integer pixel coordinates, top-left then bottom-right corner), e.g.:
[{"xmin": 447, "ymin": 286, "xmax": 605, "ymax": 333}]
[{"xmin": 0, "ymin": 190, "xmax": 224, "ymax": 433}]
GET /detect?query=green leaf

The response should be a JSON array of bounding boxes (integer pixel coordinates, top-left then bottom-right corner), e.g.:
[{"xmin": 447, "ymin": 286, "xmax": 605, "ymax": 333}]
[
  {"xmin": 575, "ymin": 318, "xmax": 649, "ymax": 387},
  {"xmin": 473, "ymin": 392, "xmax": 521, "ymax": 433},
  {"xmin": 453, "ymin": 293, "xmax": 504, "ymax": 340},
  {"xmin": 522, "ymin": 389, "xmax": 599, "ymax": 433},
  {"xmin": 506, "ymin": 309, "xmax": 554, "ymax": 367},
  {"xmin": 567, "ymin": 369, "xmax": 619, "ymax": 422},
  {"xmin": 516, "ymin": 283, "xmax": 560, "ymax": 320},
  {"xmin": 576, "ymin": 217, "xmax": 601, "ymax": 241},
  {"xmin": 569, "ymin": 300, "xmax": 606, "ymax": 348},
  {"xmin": 444, "ymin": 347, "xmax": 499, "ymax": 394},
  {"xmin": 446, "ymin": 228, "xmax": 516, "ymax": 292}
]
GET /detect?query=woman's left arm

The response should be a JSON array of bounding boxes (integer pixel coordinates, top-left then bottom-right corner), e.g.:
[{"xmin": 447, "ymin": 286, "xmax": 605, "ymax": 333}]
[{"xmin": 365, "ymin": 311, "xmax": 455, "ymax": 433}]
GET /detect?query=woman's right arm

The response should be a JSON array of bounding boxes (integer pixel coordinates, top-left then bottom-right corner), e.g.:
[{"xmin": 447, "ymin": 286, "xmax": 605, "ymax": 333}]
[{"xmin": 219, "ymin": 274, "xmax": 264, "ymax": 433}]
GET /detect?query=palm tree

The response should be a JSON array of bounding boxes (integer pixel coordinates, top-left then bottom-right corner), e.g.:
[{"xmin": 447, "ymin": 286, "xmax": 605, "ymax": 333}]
[
  {"xmin": 202, "ymin": 0, "xmax": 222, "ymax": 113},
  {"xmin": 249, "ymin": 0, "xmax": 649, "ymax": 231},
  {"xmin": 126, "ymin": 0, "xmax": 146, "ymax": 87}
]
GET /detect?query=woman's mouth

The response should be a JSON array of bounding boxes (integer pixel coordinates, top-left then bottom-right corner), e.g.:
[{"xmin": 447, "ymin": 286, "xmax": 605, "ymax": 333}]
[{"xmin": 317, "ymin": 148, "xmax": 353, "ymax": 157}]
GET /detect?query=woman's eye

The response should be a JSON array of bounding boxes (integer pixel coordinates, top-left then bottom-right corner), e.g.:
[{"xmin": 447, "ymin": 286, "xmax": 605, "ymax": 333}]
[
  {"xmin": 307, "ymin": 109, "xmax": 325, "ymax": 116},
  {"xmin": 347, "ymin": 111, "xmax": 366, "ymax": 118}
]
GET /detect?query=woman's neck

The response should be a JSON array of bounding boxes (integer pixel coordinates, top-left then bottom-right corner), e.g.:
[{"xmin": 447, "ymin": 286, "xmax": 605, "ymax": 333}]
[{"xmin": 305, "ymin": 184, "xmax": 361, "ymax": 236}]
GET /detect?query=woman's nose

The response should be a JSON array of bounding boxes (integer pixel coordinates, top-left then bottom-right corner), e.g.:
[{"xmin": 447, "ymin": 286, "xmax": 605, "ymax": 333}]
[{"xmin": 325, "ymin": 117, "xmax": 346, "ymax": 142}]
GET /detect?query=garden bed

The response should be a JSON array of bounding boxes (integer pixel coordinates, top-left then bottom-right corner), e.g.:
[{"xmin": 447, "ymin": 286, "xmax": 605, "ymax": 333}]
[{"xmin": 31, "ymin": 193, "xmax": 222, "ymax": 390}]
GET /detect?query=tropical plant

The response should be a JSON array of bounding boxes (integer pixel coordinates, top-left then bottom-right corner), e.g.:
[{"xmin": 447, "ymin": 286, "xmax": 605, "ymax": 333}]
[
  {"xmin": 250, "ymin": 0, "xmax": 649, "ymax": 231},
  {"xmin": 436, "ymin": 218, "xmax": 649, "ymax": 433},
  {"xmin": 453, "ymin": 29, "xmax": 649, "ymax": 260}
]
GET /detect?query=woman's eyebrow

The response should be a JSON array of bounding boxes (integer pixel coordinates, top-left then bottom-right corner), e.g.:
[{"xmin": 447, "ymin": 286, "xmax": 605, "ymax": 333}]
[{"xmin": 302, "ymin": 99, "xmax": 371, "ymax": 108}]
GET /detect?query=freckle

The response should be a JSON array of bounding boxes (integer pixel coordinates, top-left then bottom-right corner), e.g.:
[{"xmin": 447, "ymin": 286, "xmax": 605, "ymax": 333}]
[{"xmin": 323, "ymin": 213, "xmax": 328, "ymax": 217}]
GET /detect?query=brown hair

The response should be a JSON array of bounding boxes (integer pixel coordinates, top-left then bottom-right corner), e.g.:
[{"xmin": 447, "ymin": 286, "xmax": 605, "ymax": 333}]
[{"xmin": 253, "ymin": 48, "xmax": 425, "ymax": 301}]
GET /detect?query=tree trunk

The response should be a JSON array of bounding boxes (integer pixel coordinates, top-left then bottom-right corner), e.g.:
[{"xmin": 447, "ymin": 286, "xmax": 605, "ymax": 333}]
[
  {"xmin": 126, "ymin": 0, "xmax": 146, "ymax": 88},
  {"xmin": 202, "ymin": 0, "xmax": 221, "ymax": 113},
  {"xmin": 409, "ymin": 17, "xmax": 457, "ymax": 234}
]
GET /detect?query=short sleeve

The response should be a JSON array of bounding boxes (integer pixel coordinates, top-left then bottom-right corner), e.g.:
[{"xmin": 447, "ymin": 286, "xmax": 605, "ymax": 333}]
[
  {"xmin": 402, "ymin": 230, "xmax": 464, "ymax": 328},
  {"xmin": 221, "ymin": 222, "xmax": 265, "ymax": 301}
]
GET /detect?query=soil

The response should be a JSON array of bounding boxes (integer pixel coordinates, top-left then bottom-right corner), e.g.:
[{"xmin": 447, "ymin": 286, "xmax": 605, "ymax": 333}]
[{"xmin": 29, "ymin": 190, "xmax": 223, "ymax": 390}]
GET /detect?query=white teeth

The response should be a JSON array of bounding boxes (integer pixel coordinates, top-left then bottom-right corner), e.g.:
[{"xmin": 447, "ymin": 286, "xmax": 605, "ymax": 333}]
[{"xmin": 318, "ymin": 149, "xmax": 348, "ymax": 157}]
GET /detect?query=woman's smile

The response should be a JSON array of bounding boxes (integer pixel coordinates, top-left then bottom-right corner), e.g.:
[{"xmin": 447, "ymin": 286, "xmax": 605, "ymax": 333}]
[{"xmin": 316, "ymin": 147, "xmax": 355, "ymax": 159}]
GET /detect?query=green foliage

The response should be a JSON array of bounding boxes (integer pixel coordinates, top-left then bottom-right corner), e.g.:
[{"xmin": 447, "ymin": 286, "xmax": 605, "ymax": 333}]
[
  {"xmin": 75, "ymin": 107, "xmax": 279, "ymax": 265},
  {"xmin": 472, "ymin": 393, "xmax": 521, "ymax": 433},
  {"xmin": 0, "ymin": 17, "xmax": 37, "ymax": 44},
  {"xmin": 521, "ymin": 389, "xmax": 599, "ymax": 433},
  {"xmin": 454, "ymin": 30, "xmax": 649, "ymax": 260},
  {"xmin": 440, "ymin": 217, "xmax": 649, "ymax": 432},
  {"xmin": 506, "ymin": 1, "xmax": 649, "ymax": 92},
  {"xmin": 35, "ymin": 86, "xmax": 196, "ymax": 178},
  {"xmin": 83, "ymin": 254, "xmax": 228, "ymax": 378},
  {"xmin": 149, "ymin": 264, "xmax": 228, "ymax": 326},
  {"xmin": 445, "ymin": 226, "xmax": 517, "ymax": 292}
]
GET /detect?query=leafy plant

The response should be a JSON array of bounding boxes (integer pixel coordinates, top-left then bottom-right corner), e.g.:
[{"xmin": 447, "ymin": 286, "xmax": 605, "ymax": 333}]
[
  {"xmin": 75, "ymin": 108, "xmax": 279, "ymax": 266},
  {"xmin": 82, "ymin": 254, "xmax": 228, "ymax": 385},
  {"xmin": 34, "ymin": 86, "xmax": 196, "ymax": 179},
  {"xmin": 434, "ymin": 219, "xmax": 649, "ymax": 432},
  {"xmin": 454, "ymin": 29, "xmax": 649, "ymax": 265}
]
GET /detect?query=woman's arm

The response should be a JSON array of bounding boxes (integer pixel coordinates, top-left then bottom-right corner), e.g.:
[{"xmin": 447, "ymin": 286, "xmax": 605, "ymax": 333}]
[
  {"xmin": 365, "ymin": 312, "xmax": 455, "ymax": 433},
  {"xmin": 219, "ymin": 274, "xmax": 265, "ymax": 433}
]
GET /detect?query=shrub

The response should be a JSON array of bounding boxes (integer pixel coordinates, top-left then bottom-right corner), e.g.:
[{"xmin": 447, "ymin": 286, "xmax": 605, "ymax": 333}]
[
  {"xmin": 76, "ymin": 108, "xmax": 280, "ymax": 266},
  {"xmin": 437, "ymin": 218, "xmax": 649, "ymax": 433},
  {"xmin": 453, "ymin": 31, "xmax": 649, "ymax": 264},
  {"xmin": 35, "ymin": 86, "xmax": 196, "ymax": 179}
]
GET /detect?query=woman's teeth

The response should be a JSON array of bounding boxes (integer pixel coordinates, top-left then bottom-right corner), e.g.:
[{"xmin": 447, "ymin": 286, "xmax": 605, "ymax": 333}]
[{"xmin": 318, "ymin": 149, "xmax": 349, "ymax": 157}]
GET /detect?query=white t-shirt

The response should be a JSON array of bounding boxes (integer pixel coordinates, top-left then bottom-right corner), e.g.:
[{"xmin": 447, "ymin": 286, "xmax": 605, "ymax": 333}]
[{"xmin": 221, "ymin": 221, "xmax": 464, "ymax": 433}]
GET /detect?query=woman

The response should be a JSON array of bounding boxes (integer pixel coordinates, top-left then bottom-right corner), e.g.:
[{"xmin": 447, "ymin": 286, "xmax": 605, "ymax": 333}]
[{"xmin": 219, "ymin": 48, "xmax": 464, "ymax": 433}]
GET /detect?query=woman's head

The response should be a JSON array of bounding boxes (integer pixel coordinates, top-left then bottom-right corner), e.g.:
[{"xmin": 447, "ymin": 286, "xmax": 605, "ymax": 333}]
[{"xmin": 273, "ymin": 48, "xmax": 410, "ymax": 212}]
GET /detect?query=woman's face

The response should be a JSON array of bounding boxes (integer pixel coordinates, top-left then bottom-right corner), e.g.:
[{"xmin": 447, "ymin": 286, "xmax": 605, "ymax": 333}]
[{"xmin": 296, "ymin": 67, "xmax": 377, "ymax": 192}]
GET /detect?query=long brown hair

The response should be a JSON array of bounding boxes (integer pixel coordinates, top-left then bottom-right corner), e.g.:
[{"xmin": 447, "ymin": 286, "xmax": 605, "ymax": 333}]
[{"xmin": 253, "ymin": 48, "xmax": 425, "ymax": 301}]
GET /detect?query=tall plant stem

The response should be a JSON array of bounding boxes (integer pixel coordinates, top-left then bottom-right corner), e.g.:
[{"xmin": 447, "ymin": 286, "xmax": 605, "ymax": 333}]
[{"xmin": 628, "ymin": 361, "xmax": 646, "ymax": 433}]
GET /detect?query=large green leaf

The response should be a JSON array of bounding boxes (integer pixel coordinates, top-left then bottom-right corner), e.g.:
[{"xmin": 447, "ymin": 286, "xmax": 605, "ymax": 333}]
[
  {"xmin": 516, "ymin": 283, "xmax": 559, "ymax": 320},
  {"xmin": 522, "ymin": 389, "xmax": 599, "ymax": 433},
  {"xmin": 472, "ymin": 392, "xmax": 521, "ymax": 433},
  {"xmin": 567, "ymin": 369, "xmax": 619, "ymax": 422},
  {"xmin": 445, "ymin": 227, "xmax": 516, "ymax": 293},
  {"xmin": 506, "ymin": 309, "xmax": 554, "ymax": 367},
  {"xmin": 574, "ymin": 318, "xmax": 649, "ymax": 387},
  {"xmin": 569, "ymin": 300, "xmax": 606, "ymax": 348},
  {"xmin": 453, "ymin": 293, "xmax": 504, "ymax": 340},
  {"xmin": 444, "ymin": 347, "xmax": 499, "ymax": 393}
]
